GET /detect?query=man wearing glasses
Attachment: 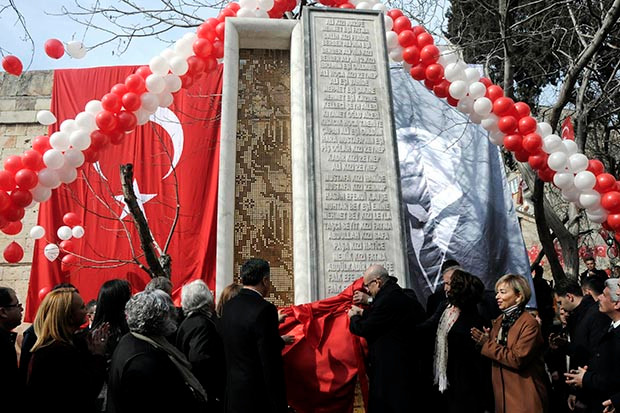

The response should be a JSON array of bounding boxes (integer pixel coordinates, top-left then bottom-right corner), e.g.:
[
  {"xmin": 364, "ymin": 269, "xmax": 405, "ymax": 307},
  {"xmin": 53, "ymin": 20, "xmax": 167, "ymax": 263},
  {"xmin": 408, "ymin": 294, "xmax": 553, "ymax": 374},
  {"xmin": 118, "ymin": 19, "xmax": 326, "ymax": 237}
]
[
  {"xmin": 348, "ymin": 265, "xmax": 422, "ymax": 413},
  {"xmin": 0, "ymin": 287, "xmax": 24, "ymax": 409}
]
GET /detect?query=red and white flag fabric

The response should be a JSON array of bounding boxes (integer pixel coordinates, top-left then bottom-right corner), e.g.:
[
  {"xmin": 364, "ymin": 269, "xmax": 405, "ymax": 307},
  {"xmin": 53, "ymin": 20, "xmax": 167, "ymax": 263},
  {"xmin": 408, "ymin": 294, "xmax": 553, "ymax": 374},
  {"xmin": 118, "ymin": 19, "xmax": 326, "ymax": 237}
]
[
  {"xmin": 25, "ymin": 65, "xmax": 222, "ymax": 321},
  {"xmin": 561, "ymin": 116, "xmax": 575, "ymax": 140}
]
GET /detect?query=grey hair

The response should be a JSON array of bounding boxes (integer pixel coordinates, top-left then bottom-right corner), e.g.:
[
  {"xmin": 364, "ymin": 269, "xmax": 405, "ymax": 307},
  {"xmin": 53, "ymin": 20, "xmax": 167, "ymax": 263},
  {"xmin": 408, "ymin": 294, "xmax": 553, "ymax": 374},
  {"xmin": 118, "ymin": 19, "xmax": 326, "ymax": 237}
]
[
  {"xmin": 181, "ymin": 279, "xmax": 214, "ymax": 316},
  {"xmin": 606, "ymin": 279, "xmax": 620, "ymax": 302},
  {"xmin": 145, "ymin": 276, "xmax": 173, "ymax": 295},
  {"xmin": 126, "ymin": 290, "xmax": 177, "ymax": 336},
  {"xmin": 366, "ymin": 265, "xmax": 390, "ymax": 281}
]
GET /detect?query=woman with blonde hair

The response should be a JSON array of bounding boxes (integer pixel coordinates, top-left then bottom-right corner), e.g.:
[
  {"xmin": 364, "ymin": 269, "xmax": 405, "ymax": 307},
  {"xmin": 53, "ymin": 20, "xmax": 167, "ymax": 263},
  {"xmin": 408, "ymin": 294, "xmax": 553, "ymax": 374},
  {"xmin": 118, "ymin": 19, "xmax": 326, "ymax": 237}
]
[
  {"xmin": 26, "ymin": 287, "xmax": 109, "ymax": 413},
  {"xmin": 471, "ymin": 274, "xmax": 548, "ymax": 413}
]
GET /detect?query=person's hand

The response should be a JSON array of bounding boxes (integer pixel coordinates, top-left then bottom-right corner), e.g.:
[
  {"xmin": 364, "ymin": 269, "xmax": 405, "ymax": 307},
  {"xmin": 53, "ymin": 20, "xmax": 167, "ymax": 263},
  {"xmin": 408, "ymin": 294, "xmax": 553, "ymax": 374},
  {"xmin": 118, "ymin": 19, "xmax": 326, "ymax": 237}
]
[
  {"xmin": 281, "ymin": 335, "xmax": 295, "ymax": 345},
  {"xmin": 353, "ymin": 291, "xmax": 370, "ymax": 305},
  {"xmin": 278, "ymin": 310, "xmax": 287, "ymax": 324},
  {"xmin": 603, "ymin": 399, "xmax": 615, "ymax": 413},
  {"xmin": 565, "ymin": 366, "xmax": 588, "ymax": 388},
  {"xmin": 568, "ymin": 394, "xmax": 576, "ymax": 411},
  {"xmin": 549, "ymin": 333, "xmax": 568, "ymax": 349},
  {"xmin": 348, "ymin": 305, "xmax": 363, "ymax": 318},
  {"xmin": 470, "ymin": 326, "xmax": 490, "ymax": 346},
  {"xmin": 88, "ymin": 322, "xmax": 110, "ymax": 356}
]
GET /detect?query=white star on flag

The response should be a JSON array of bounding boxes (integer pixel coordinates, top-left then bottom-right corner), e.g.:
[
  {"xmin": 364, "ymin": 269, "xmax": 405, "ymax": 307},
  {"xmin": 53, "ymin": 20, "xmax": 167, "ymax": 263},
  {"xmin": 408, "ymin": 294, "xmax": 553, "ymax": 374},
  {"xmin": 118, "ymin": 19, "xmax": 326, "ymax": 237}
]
[{"xmin": 114, "ymin": 179, "xmax": 157, "ymax": 220}]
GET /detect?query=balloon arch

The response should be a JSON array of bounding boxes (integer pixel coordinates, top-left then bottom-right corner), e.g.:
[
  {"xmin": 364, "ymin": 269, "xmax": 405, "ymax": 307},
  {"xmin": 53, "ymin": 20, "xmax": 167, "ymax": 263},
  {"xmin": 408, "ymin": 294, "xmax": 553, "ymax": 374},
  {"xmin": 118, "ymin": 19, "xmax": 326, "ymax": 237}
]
[{"xmin": 0, "ymin": 0, "xmax": 618, "ymax": 263}]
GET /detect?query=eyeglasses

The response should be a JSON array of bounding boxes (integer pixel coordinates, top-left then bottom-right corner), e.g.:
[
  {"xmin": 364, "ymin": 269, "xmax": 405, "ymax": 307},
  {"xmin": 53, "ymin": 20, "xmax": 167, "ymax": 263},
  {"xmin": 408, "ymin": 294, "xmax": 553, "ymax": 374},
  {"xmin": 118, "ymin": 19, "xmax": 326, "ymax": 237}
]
[
  {"xmin": 2, "ymin": 302, "xmax": 22, "ymax": 309},
  {"xmin": 363, "ymin": 279, "xmax": 378, "ymax": 289}
]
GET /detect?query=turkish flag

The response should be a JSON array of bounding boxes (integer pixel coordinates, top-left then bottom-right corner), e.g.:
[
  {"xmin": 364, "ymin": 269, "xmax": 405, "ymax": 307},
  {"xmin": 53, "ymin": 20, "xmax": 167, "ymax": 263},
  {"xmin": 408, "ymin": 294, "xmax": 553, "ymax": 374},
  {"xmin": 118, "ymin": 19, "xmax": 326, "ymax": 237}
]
[
  {"xmin": 561, "ymin": 116, "xmax": 574, "ymax": 140},
  {"xmin": 25, "ymin": 66, "xmax": 222, "ymax": 321}
]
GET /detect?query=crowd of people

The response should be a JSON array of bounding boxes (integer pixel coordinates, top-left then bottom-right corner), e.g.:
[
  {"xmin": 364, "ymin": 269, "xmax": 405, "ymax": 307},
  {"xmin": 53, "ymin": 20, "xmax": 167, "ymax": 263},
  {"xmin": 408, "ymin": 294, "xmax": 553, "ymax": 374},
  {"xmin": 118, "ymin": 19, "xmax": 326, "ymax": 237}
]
[{"xmin": 1, "ymin": 256, "xmax": 620, "ymax": 413}]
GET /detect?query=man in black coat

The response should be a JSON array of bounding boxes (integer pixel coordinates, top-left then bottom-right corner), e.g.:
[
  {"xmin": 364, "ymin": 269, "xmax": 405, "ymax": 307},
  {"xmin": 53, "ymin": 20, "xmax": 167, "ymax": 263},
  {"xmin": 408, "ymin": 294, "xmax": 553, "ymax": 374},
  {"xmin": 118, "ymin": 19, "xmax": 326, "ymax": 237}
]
[
  {"xmin": 579, "ymin": 257, "xmax": 608, "ymax": 286},
  {"xmin": 566, "ymin": 279, "xmax": 620, "ymax": 413},
  {"xmin": 348, "ymin": 264, "xmax": 423, "ymax": 413},
  {"xmin": 220, "ymin": 258, "xmax": 288, "ymax": 413},
  {"xmin": 0, "ymin": 287, "xmax": 23, "ymax": 410}
]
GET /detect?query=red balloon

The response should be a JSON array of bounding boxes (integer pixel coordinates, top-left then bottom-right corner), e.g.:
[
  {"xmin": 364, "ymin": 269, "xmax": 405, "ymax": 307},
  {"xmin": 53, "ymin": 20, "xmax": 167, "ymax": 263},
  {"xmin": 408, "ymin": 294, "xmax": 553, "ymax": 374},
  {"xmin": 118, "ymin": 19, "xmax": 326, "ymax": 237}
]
[
  {"xmin": 101, "ymin": 93, "xmax": 122, "ymax": 113},
  {"xmin": 193, "ymin": 38, "xmax": 214, "ymax": 59},
  {"xmin": 514, "ymin": 149, "xmax": 530, "ymax": 162},
  {"xmin": 96, "ymin": 111, "xmax": 118, "ymax": 133},
  {"xmin": 227, "ymin": 2, "xmax": 241, "ymax": 11},
  {"xmin": 63, "ymin": 212, "xmax": 81, "ymax": 227},
  {"xmin": 587, "ymin": 159, "xmax": 605, "ymax": 176},
  {"xmin": 538, "ymin": 167, "xmax": 555, "ymax": 182},
  {"xmin": 44, "ymin": 39, "xmax": 65, "ymax": 59},
  {"xmin": 503, "ymin": 134, "xmax": 523, "ymax": 152},
  {"xmin": 1, "ymin": 220, "xmax": 22, "ymax": 235},
  {"xmin": 0, "ymin": 171, "xmax": 16, "ymax": 192},
  {"xmin": 498, "ymin": 116, "xmax": 518, "ymax": 134},
  {"xmin": 0, "ymin": 191, "xmax": 10, "ymax": 212},
  {"xmin": 398, "ymin": 30, "xmax": 417, "ymax": 48},
  {"xmin": 412, "ymin": 26, "xmax": 426, "ymax": 36},
  {"xmin": 116, "ymin": 111, "xmax": 137, "ymax": 132},
  {"xmin": 2, "ymin": 55, "xmax": 23, "ymax": 76},
  {"xmin": 204, "ymin": 57, "xmax": 218, "ymax": 72},
  {"xmin": 83, "ymin": 147, "xmax": 100, "ymax": 163},
  {"xmin": 528, "ymin": 153, "xmax": 547, "ymax": 170},
  {"xmin": 402, "ymin": 46, "xmax": 420, "ymax": 65},
  {"xmin": 493, "ymin": 97, "xmax": 514, "ymax": 116},
  {"xmin": 218, "ymin": 8, "xmax": 236, "ymax": 21},
  {"xmin": 338, "ymin": 2, "xmax": 354, "ymax": 7},
  {"xmin": 387, "ymin": 9, "xmax": 403, "ymax": 20},
  {"xmin": 416, "ymin": 32, "xmax": 434, "ymax": 48},
  {"xmin": 215, "ymin": 22, "xmax": 226, "ymax": 41},
  {"xmin": 425, "ymin": 64, "xmax": 444, "ymax": 82},
  {"xmin": 213, "ymin": 41, "xmax": 224, "ymax": 59},
  {"xmin": 479, "ymin": 77, "xmax": 492, "ymax": 88},
  {"xmin": 124, "ymin": 75, "xmax": 145, "ymax": 95},
  {"xmin": 89, "ymin": 130, "xmax": 110, "ymax": 151},
  {"xmin": 32, "ymin": 135, "xmax": 52, "ymax": 155},
  {"xmin": 514, "ymin": 102, "xmax": 531, "ymax": 118},
  {"xmin": 518, "ymin": 116, "xmax": 537, "ymax": 135},
  {"xmin": 601, "ymin": 191, "xmax": 620, "ymax": 213},
  {"xmin": 61, "ymin": 253, "xmax": 78, "ymax": 271},
  {"xmin": 433, "ymin": 80, "xmax": 450, "ymax": 99},
  {"xmin": 134, "ymin": 66, "xmax": 152, "ymax": 80},
  {"xmin": 4, "ymin": 155, "xmax": 23, "ymax": 174},
  {"xmin": 615, "ymin": 181, "xmax": 620, "ymax": 192},
  {"xmin": 181, "ymin": 74, "xmax": 194, "ymax": 89},
  {"xmin": 410, "ymin": 64, "xmax": 426, "ymax": 81},
  {"xmin": 59, "ymin": 239, "xmax": 76, "ymax": 253},
  {"xmin": 485, "ymin": 85, "xmax": 504, "ymax": 102},
  {"xmin": 187, "ymin": 56, "xmax": 206, "ymax": 76},
  {"xmin": 4, "ymin": 241, "xmax": 24, "ymax": 263},
  {"xmin": 607, "ymin": 214, "xmax": 620, "ymax": 231},
  {"xmin": 446, "ymin": 96, "xmax": 458, "ymax": 107},
  {"xmin": 205, "ymin": 17, "xmax": 219, "ymax": 30},
  {"xmin": 596, "ymin": 174, "xmax": 617, "ymax": 193},
  {"xmin": 108, "ymin": 130, "xmax": 125, "ymax": 145},
  {"xmin": 522, "ymin": 133, "xmax": 542, "ymax": 153},
  {"xmin": 122, "ymin": 92, "xmax": 141, "ymax": 112},
  {"xmin": 22, "ymin": 150, "xmax": 43, "ymax": 171},
  {"xmin": 423, "ymin": 79, "xmax": 435, "ymax": 90},
  {"xmin": 14, "ymin": 169, "xmax": 38, "ymax": 190},
  {"xmin": 197, "ymin": 23, "xmax": 213, "ymax": 39},
  {"xmin": 393, "ymin": 16, "xmax": 412, "ymax": 34},
  {"xmin": 111, "ymin": 83, "xmax": 129, "ymax": 97},
  {"xmin": 3, "ymin": 206, "xmax": 24, "ymax": 222},
  {"xmin": 38, "ymin": 286, "xmax": 51, "ymax": 301},
  {"xmin": 11, "ymin": 189, "xmax": 32, "ymax": 208}
]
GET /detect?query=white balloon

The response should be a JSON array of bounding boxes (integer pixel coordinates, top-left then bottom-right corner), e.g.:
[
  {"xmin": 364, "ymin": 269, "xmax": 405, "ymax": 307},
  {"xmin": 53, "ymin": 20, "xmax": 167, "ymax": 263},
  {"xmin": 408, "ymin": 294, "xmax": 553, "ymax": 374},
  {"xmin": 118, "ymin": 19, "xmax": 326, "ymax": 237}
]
[
  {"xmin": 481, "ymin": 114, "xmax": 499, "ymax": 133},
  {"xmin": 438, "ymin": 49, "xmax": 458, "ymax": 67},
  {"xmin": 57, "ymin": 225, "xmax": 73, "ymax": 241},
  {"xmin": 444, "ymin": 62, "xmax": 466, "ymax": 82},
  {"xmin": 356, "ymin": 1, "xmax": 372, "ymax": 8},
  {"xmin": 66, "ymin": 41, "xmax": 87, "ymax": 59},
  {"xmin": 37, "ymin": 110, "xmax": 57, "ymax": 125},
  {"xmin": 85, "ymin": 100, "xmax": 102, "ymax": 115},
  {"xmin": 456, "ymin": 96, "xmax": 473, "ymax": 114},
  {"xmin": 146, "ymin": 74, "xmax": 166, "ymax": 94},
  {"xmin": 141, "ymin": 93, "xmax": 160, "ymax": 112},
  {"xmin": 44, "ymin": 244, "xmax": 60, "ymax": 262},
  {"xmin": 257, "ymin": 0, "xmax": 274, "ymax": 9},
  {"xmin": 160, "ymin": 48, "xmax": 176, "ymax": 62},
  {"xmin": 164, "ymin": 74, "xmax": 182, "ymax": 93},
  {"xmin": 43, "ymin": 149, "xmax": 65, "ymax": 169},
  {"xmin": 240, "ymin": 0, "xmax": 258, "ymax": 8},
  {"xmin": 385, "ymin": 31, "xmax": 399, "ymax": 49},
  {"xmin": 72, "ymin": 225, "xmax": 85, "ymax": 239},
  {"xmin": 464, "ymin": 67, "xmax": 481, "ymax": 84},
  {"xmin": 402, "ymin": 61, "xmax": 412, "ymax": 73},
  {"xmin": 75, "ymin": 111, "xmax": 96, "ymax": 131},
  {"xmin": 31, "ymin": 184, "xmax": 52, "ymax": 202},
  {"xmin": 149, "ymin": 56, "xmax": 169, "ymax": 77},
  {"xmin": 64, "ymin": 148, "xmax": 85, "ymax": 168},
  {"xmin": 563, "ymin": 140, "xmax": 579, "ymax": 155},
  {"xmin": 384, "ymin": 16, "xmax": 393, "ymax": 31},
  {"xmin": 488, "ymin": 131, "xmax": 504, "ymax": 146},
  {"xmin": 473, "ymin": 97, "xmax": 493, "ymax": 116},
  {"xmin": 573, "ymin": 170, "xmax": 596, "ymax": 190},
  {"xmin": 468, "ymin": 82, "xmax": 487, "ymax": 99},
  {"xmin": 579, "ymin": 189, "xmax": 601, "ymax": 209},
  {"xmin": 542, "ymin": 134, "xmax": 563, "ymax": 154},
  {"xmin": 372, "ymin": 3, "xmax": 387, "ymax": 11},
  {"xmin": 388, "ymin": 47, "xmax": 403, "ymax": 62},
  {"xmin": 448, "ymin": 80, "xmax": 468, "ymax": 100},
  {"xmin": 50, "ymin": 131, "xmax": 70, "ymax": 151},
  {"xmin": 254, "ymin": 9, "xmax": 269, "ymax": 18},
  {"xmin": 561, "ymin": 187, "xmax": 580, "ymax": 202},
  {"xmin": 37, "ymin": 168, "xmax": 61, "ymax": 189},
  {"xmin": 57, "ymin": 164, "xmax": 78, "ymax": 184},
  {"xmin": 158, "ymin": 92, "xmax": 174, "ymax": 108},
  {"xmin": 587, "ymin": 212, "xmax": 608, "ymax": 224},
  {"xmin": 236, "ymin": 7, "xmax": 255, "ymax": 17},
  {"xmin": 69, "ymin": 129, "xmax": 91, "ymax": 150},
  {"xmin": 60, "ymin": 119, "xmax": 78, "ymax": 134},
  {"xmin": 536, "ymin": 122, "xmax": 553, "ymax": 138},
  {"xmin": 174, "ymin": 38, "xmax": 194, "ymax": 59},
  {"xmin": 169, "ymin": 56, "xmax": 189, "ymax": 76},
  {"xmin": 553, "ymin": 172, "xmax": 575, "ymax": 189},
  {"xmin": 29, "ymin": 225, "xmax": 45, "ymax": 239},
  {"xmin": 469, "ymin": 113, "xmax": 483, "ymax": 124},
  {"xmin": 136, "ymin": 109, "xmax": 150, "ymax": 125},
  {"xmin": 547, "ymin": 151, "xmax": 568, "ymax": 171},
  {"xmin": 567, "ymin": 153, "xmax": 589, "ymax": 173}
]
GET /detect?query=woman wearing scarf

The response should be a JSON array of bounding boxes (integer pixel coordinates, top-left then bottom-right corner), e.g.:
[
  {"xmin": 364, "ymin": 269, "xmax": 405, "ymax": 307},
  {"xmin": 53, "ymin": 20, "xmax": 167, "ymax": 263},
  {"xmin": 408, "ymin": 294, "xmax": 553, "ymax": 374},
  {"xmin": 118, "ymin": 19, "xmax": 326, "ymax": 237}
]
[
  {"xmin": 433, "ymin": 269, "xmax": 492, "ymax": 413},
  {"xmin": 471, "ymin": 274, "xmax": 548, "ymax": 413}
]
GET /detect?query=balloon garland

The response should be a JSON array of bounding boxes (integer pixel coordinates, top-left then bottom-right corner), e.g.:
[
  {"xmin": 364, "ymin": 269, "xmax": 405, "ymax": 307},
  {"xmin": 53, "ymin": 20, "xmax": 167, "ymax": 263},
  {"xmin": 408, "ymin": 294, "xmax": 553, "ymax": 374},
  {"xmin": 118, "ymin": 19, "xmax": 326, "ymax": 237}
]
[{"xmin": 0, "ymin": 0, "xmax": 616, "ymax": 263}]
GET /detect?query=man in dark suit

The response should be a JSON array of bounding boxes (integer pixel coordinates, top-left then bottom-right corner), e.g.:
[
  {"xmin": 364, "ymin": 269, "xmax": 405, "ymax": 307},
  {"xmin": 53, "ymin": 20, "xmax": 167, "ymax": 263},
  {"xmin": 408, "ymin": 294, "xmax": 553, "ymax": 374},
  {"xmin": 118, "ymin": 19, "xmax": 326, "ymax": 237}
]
[
  {"xmin": 220, "ymin": 258, "xmax": 288, "ymax": 413},
  {"xmin": 348, "ymin": 264, "xmax": 424, "ymax": 413},
  {"xmin": 566, "ymin": 279, "xmax": 620, "ymax": 413},
  {"xmin": 580, "ymin": 257, "xmax": 608, "ymax": 286}
]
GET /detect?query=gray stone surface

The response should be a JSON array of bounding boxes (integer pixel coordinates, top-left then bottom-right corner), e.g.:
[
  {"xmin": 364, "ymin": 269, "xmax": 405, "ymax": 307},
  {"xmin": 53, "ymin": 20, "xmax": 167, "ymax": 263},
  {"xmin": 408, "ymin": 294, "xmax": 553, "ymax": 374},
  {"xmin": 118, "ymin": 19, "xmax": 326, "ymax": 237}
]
[{"xmin": 304, "ymin": 8, "xmax": 408, "ymax": 297}]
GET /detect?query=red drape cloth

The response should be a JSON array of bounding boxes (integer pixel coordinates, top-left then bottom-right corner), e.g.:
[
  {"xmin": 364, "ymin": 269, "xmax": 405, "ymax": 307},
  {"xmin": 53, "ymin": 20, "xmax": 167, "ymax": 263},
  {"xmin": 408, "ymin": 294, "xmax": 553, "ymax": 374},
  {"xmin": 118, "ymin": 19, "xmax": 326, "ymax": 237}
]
[
  {"xmin": 25, "ymin": 66, "xmax": 223, "ymax": 321},
  {"xmin": 279, "ymin": 278, "xmax": 369, "ymax": 413}
]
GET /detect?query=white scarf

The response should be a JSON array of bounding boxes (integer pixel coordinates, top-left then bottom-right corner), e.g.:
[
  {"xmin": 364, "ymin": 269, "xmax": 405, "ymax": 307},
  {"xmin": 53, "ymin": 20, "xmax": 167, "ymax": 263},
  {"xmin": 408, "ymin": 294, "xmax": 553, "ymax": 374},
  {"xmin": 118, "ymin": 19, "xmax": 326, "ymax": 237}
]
[{"xmin": 434, "ymin": 304, "xmax": 461, "ymax": 393}]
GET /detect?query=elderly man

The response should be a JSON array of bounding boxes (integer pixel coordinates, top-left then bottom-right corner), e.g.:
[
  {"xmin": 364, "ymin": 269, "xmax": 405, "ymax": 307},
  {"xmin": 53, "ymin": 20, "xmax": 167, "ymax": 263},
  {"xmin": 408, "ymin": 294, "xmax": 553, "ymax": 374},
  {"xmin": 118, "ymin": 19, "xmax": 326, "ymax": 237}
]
[
  {"xmin": 0, "ymin": 287, "xmax": 23, "ymax": 410},
  {"xmin": 348, "ymin": 264, "xmax": 423, "ymax": 413},
  {"xmin": 565, "ymin": 279, "xmax": 620, "ymax": 413},
  {"xmin": 107, "ymin": 290, "xmax": 207, "ymax": 413}
]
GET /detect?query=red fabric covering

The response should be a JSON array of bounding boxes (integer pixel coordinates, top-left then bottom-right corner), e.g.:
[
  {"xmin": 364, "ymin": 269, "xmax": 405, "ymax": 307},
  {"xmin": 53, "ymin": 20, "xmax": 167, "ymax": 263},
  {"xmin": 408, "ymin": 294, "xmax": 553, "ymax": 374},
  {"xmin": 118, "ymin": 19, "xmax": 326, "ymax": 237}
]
[
  {"xmin": 279, "ymin": 278, "xmax": 369, "ymax": 413},
  {"xmin": 25, "ymin": 66, "xmax": 223, "ymax": 321}
]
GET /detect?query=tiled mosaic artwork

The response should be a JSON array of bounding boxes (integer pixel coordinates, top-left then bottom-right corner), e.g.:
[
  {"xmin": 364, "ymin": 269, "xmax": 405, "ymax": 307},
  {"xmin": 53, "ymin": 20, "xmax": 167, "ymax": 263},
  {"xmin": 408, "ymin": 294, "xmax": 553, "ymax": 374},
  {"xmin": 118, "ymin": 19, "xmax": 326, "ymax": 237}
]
[{"xmin": 234, "ymin": 49, "xmax": 294, "ymax": 307}]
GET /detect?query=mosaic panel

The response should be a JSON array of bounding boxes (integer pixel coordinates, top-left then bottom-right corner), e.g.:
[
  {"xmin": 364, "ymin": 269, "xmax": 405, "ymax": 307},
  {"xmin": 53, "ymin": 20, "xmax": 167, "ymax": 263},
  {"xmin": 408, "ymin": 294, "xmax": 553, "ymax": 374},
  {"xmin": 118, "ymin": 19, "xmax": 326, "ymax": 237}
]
[{"xmin": 234, "ymin": 49, "xmax": 294, "ymax": 307}]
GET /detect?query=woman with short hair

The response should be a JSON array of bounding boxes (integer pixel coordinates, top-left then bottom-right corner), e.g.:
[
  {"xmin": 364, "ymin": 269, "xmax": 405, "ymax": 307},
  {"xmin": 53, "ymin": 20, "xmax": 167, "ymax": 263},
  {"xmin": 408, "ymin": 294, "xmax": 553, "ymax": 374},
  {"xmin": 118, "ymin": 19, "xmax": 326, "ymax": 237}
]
[{"xmin": 471, "ymin": 274, "xmax": 549, "ymax": 413}]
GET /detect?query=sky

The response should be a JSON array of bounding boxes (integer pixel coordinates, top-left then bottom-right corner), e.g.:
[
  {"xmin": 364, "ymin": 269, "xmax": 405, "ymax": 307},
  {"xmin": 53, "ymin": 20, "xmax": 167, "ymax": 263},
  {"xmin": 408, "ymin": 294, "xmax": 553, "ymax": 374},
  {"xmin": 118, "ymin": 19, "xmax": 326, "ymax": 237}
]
[{"xmin": 1, "ymin": 1, "xmax": 219, "ymax": 71}]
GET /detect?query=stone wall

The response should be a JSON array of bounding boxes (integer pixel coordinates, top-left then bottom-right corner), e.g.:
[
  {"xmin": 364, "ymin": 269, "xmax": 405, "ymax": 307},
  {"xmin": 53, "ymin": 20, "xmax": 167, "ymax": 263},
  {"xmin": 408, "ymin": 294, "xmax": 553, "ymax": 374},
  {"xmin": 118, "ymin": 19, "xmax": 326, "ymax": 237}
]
[{"xmin": 0, "ymin": 71, "xmax": 53, "ymax": 310}]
